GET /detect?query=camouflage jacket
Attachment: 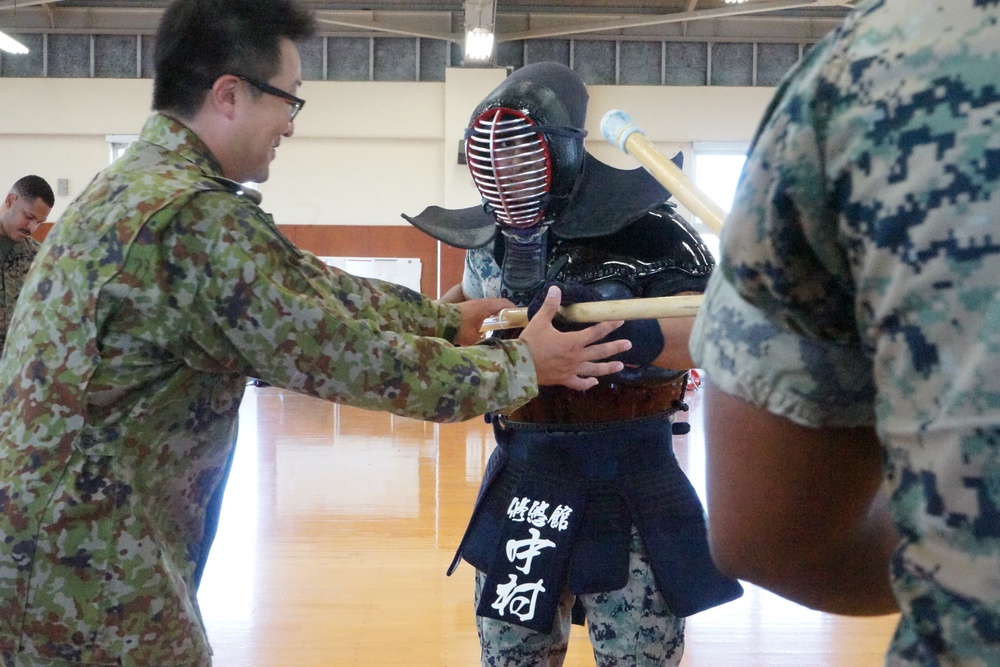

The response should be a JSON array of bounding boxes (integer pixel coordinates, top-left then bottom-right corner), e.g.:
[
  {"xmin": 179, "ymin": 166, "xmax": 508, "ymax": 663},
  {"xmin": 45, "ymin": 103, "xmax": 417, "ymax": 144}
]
[
  {"xmin": 0, "ymin": 234, "xmax": 39, "ymax": 353},
  {"xmin": 691, "ymin": 1, "xmax": 1000, "ymax": 664},
  {"xmin": 0, "ymin": 112, "xmax": 536, "ymax": 666}
]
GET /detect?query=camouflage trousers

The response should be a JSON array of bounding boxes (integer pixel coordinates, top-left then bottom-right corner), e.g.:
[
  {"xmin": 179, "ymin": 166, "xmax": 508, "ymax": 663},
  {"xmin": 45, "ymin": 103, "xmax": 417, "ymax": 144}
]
[{"xmin": 474, "ymin": 525, "xmax": 685, "ymax": 667}]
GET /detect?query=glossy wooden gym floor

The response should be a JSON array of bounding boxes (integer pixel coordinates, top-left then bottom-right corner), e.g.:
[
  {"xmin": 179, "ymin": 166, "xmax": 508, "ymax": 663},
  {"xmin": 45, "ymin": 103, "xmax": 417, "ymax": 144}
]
[{"xmin": 197, "ymin": 385, "xmax": 899, "ymax": 666}]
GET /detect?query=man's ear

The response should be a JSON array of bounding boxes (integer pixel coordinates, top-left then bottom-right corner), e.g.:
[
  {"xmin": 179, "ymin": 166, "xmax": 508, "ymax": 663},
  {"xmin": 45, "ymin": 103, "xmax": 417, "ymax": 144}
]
[
  {"xmin": 3, "ymin": 193, "xmax": 16, "ymax": 210},
  {"xmin": 206, "ymin": 75, "xmax": 241, "ymax": 120}
]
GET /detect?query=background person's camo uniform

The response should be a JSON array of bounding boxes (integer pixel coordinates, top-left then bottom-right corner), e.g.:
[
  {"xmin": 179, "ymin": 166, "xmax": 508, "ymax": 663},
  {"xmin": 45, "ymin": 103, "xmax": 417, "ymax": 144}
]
[
  {"xmin": 691, "ymin": 1, "xmax": 1000, "ymax": 664},
  {"xmin": 0, "ymin": 113, "xmax": 537, "ymax": 667},
  {"xmin": 0, "ymin": 234, "xmax": 39, "ymax": 353}
]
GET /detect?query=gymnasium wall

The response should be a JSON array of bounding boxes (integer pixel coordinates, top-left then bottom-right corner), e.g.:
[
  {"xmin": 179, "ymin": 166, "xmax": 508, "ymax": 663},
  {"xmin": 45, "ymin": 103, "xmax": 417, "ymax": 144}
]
[{"xmin": 1, "ymin": 70, "xmax": 774, "ymax": 296}]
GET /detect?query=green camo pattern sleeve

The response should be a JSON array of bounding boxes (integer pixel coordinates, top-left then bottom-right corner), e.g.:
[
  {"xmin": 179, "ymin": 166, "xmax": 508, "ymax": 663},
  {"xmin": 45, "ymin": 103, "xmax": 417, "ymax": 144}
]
[{"xmin": 0, "ymin": 112, "xmax": 535, "ymax": 666}]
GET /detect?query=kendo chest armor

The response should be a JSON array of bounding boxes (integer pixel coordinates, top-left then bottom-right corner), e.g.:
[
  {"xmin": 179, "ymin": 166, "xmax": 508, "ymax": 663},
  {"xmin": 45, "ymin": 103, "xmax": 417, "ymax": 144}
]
[
  {"xmin": 498, "ymin": 202, "xmax": 714, "ymax": 424},
  {"xmin": 402, "ymin": 61, "xmax": 715, "ymax": 423}
]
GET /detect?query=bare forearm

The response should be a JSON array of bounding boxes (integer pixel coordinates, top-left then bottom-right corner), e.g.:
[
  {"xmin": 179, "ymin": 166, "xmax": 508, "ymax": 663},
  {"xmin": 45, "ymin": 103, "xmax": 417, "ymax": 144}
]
[
  {"xmin": 704, "ymin": 382, "xmax": 900, "ymax": 615},
  {"xmin": 739, "ymin": 486, "xmax": 899, "ymax": 615},
  {"xmin": 439, "ymin": 283, "xmax": 466, "ymax": 304},
  {"xmin": 649, "ymin": 316, "xmax": 695, "ymax": 369}
]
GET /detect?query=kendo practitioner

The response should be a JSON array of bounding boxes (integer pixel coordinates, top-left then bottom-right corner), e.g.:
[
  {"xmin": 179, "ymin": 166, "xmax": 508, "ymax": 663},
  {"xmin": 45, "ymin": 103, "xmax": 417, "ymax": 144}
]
[{"xmin": 404, "ymin": 62, "xmax": 743, "ymax": 666}]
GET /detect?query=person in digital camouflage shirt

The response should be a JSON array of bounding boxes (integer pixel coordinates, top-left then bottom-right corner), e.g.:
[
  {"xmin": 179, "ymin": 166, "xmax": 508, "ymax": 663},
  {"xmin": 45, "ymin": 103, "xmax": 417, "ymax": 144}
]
[
  {"xmin": 690, "ymin": 1, "xmax": 1000, "ymax": 665},
  {"xmin": 0, "ymin": 175, "xmax": 53, "ymax": 353},
  {"xmin": 0, "ymin": 1, "xmax": 630, "ymax": 666}
]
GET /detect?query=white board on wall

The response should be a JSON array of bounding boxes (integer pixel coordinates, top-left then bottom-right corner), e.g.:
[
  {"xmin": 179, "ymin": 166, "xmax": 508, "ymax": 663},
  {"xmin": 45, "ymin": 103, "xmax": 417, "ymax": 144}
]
[{"xmin": 318, "ymin": 256, "xmax": 422, "ymax": 292}]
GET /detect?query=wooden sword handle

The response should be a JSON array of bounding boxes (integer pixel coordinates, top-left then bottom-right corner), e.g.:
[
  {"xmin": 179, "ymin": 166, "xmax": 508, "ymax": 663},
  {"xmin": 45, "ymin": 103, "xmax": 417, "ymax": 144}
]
[
  {"xmin": 601, "ymin": 109, "xmax": 726, "ymax": 235},
  {"xmin": 479, "ymin": 294, "xmax": 704, "ymax": 332}
]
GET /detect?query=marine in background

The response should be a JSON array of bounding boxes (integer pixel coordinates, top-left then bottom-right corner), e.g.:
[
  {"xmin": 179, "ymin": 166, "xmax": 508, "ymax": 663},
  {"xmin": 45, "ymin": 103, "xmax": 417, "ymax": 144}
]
[{"xmin": 0, "ymin": 175, "xmax": 53, "ymax": 352}]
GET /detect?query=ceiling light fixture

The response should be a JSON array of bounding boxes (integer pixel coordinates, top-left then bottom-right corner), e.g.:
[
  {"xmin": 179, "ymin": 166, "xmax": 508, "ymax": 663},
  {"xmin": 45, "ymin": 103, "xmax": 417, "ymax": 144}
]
[
  {"xmin": 0, "ymin": 29, "xmax": 28, "ymax": 54},
  {"xmin": 463, "ymin": 0, "xmax": 496, "ymax": 63},
  {"xmin": 465, "ymin": 27, "xmax": 495, "ymax": 61}
]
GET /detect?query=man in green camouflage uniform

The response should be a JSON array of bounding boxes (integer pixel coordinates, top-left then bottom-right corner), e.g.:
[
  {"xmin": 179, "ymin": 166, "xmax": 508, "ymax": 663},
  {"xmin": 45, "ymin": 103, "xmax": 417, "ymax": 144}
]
[
  {"xmin": 0, "ymin": 2, "xmax": 630, "ymax": 666},
  {"xmin": 691, "ymin": 1, "xmax": 1000, "ymax": 664},
  {"xmin": 0, "ymin": 175, "xmax": 53, "ymax": 352}
]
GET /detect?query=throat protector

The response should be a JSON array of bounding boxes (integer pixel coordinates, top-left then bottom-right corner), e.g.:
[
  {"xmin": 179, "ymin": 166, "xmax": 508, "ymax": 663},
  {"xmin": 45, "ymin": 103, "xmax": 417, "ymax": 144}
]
[{"xmin": 402, "ymin": 62, "xmax": 673, "ymax": 303}]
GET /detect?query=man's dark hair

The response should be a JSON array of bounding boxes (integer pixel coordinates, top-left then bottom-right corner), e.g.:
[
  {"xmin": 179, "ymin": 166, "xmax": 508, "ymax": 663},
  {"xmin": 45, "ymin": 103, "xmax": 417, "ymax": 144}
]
[
  {"xmin": 152, "ymin": 0, "xmax": 315, "ymax": 118},
  {"xmin": 12, "ymin": 175, "xmax": 55, "ymax": 208}
]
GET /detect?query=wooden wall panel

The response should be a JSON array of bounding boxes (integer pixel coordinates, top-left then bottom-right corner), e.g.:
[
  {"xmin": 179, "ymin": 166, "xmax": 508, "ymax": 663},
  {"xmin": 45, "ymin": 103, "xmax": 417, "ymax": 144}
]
[{"xmin": 282, "ymin": 224, "xmax": 445, "ymax": 297}]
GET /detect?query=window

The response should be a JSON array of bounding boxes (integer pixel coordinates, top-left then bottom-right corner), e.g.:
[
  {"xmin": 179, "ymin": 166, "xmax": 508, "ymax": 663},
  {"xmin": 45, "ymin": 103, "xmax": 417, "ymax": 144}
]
[
  {"xmin": 105, "ymin": 133, "xmax": 259, "ymax": 191},
  {"xmin": 692, "ymin": 142, "xmax": 748, "ymax": 259},
  {"xmin": 107, "ymin": 134, "xmax": 138, "ymax": 163}
]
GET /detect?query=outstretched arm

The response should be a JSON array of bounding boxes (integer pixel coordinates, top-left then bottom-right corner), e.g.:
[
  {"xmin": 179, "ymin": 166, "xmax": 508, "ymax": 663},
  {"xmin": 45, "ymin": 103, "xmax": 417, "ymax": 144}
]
[
  {"xmin": 446, "ymin": 283, "xmax": 630, "ymax": 390},
  {"xmin": 453, "ymin": 295, "xmax": 512, "ymax": 346},
  {"xmin": 519, "ymin": 285, "xmax": 629, "ymax": 390},
  {"xmin": 650, "ymin": 315, "xmax": 697, "ymax": 369},
  {"xmin": 703, "ymin": 380, "xmax": 900, "ymax": 616},
  {"xmin": 439, "ymin": 283, "xmax": 467, "ymax": 304}
]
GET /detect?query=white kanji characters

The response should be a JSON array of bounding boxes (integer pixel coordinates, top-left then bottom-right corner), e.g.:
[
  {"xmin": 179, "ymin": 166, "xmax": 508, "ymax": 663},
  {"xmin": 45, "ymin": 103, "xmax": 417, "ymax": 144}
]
[
  {"xmin": 526, "ymin": 500, "xmax": 550, "ymax": 527},
  {"xmin": 491, "ymin": 574, "xmax": 547, "ymax": 622},
  {"xmin": 507, "ymin": 496, "xmax": 573, "ymax": 528},
  {"xmin": 548, "ymin": 504, "xmax": 574, "ymax": 531},
  {"xmin": 507, "ymin": 497, "xmax": 530, "ymax": 522},
  {"xmin": 505, "ymin": 527, "xmax": 555, "ymax": 574}
]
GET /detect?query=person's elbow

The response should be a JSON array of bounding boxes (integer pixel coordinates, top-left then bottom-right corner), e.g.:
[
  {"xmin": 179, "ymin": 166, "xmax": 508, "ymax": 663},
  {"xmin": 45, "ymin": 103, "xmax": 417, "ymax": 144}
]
[
  {"xmin": 705, "ymin": 506, "xmax": 901, "ymax": 617},
  {"xmin": 706, "ymin": 515, "xmax": 786, "ymax": 587}
]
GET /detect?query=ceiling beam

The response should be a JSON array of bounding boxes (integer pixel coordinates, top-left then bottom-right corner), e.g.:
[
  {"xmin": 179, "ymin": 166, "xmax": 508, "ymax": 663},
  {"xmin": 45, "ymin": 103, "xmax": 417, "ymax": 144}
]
[
  {"xmin": 464, "ymin": 0, "xmax": 495, "ymax": 32},
  {"xmin": 0, "ymin": 1, "xmax": 852, "ymax": 42},
  {"xmin": 0, "ymin": 0, "xmax": 63, "ymax": 8},
  {"xmin": 315, "ymin": 14, "xmax": 456, "ymax": 42},
  {"xmin": 502, "ymin": 0, "xmax": 837, "ymax": 41}
]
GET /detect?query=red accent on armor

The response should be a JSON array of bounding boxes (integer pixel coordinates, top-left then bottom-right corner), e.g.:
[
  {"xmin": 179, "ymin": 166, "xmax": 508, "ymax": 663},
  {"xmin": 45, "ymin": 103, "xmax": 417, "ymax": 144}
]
[{"xmin": 466, "ymin": 108, "xmax": 553, "ymax": 229}]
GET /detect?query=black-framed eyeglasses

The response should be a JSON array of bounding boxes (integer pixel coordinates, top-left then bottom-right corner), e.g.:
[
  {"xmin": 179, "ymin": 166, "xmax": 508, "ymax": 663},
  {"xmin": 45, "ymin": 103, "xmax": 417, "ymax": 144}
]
[{"xmin": 235, "ymin": 74, "xmax": 305, "ymax": 121}]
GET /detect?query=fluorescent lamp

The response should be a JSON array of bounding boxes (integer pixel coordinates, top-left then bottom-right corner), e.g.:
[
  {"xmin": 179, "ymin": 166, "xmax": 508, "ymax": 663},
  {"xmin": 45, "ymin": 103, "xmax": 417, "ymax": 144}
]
[
  {"xmin": 0, "ymin": 30, "xmax": 28, "ymax": 55},
  {"xmin": 465, "ymin": 27, "xmax": 494, "ymax": 62}
]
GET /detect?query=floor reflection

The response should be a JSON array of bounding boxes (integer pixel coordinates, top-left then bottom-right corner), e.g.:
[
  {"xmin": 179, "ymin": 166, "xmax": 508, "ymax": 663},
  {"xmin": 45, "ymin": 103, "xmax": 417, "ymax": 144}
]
[{"xmin": 197, "ymin": 385, "xmax": 899, "ymax": 667}]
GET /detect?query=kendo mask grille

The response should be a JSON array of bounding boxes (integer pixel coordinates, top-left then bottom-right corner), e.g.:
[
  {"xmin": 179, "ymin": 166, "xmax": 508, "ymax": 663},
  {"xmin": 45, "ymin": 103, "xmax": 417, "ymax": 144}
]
[{"xmin": 466, "ymin": 108, "xmax": 552, "ymax": 229}]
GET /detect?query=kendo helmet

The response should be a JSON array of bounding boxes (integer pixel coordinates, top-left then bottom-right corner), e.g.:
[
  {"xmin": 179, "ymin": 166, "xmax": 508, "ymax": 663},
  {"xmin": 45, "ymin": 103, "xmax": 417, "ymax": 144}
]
[
  {"xmin": 464, "ymin": 62, "xmax": 588, "ymax": 231},
  {"xmin": 402, "ymin": 63, "xmax": 673, "ymax": 252}
]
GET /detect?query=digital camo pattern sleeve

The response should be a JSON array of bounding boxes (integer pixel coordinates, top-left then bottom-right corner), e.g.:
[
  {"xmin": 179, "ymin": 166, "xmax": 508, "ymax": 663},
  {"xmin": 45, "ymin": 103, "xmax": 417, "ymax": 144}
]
[
  {"xmin": 692, "ymin": 1, "xmax": 1000, "ymax": 664},
  {"xmin": 689, "ymin": 5, "xmax": 878, "ymax": 428},
  {"xmin": 694, "ymin": 0, "xmax": 1000, "ymax": 430},
  {"xmin": 461, "ymin": 244, "xmax": 502, "ymax": 300},
  {"xmin": 183, "ymin": 194, "xmax": 536, "ymax": 422}
]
